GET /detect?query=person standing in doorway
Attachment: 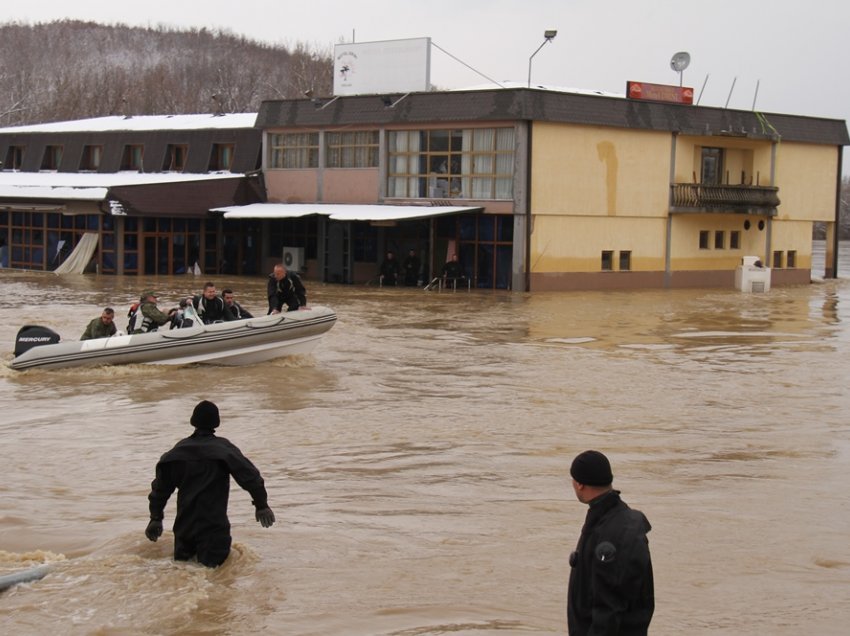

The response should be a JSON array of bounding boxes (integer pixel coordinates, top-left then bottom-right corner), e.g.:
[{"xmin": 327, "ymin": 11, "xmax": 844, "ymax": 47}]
[
  {"xmin": 144, "ymin": 400, "xmax": 276, "ymax": 567},
  {"xmin": 402, "ymin": 249, "xmax": 421, "ymax": 287},
  {"xmin": 567, "ymin": 450, "xmax": 654, "ymax": 635}
]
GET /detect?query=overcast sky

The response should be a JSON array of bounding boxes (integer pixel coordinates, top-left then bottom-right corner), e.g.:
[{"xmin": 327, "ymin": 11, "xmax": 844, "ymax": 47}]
[{"xmin": 5, "ymin": 1, "xmax": 849, "ymax": 150}]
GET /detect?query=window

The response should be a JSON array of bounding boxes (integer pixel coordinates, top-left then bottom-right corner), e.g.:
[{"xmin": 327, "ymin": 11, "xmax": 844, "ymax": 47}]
[
  {"xmin": 699, "ymin": 230, "xmax": 710, "ymax": 249},
  {"xmin": 619, "ymin": 251, "xmax": 631, "ymax": 271},
  {"xmin": 209, "ymin": 143, "xmax": 234, "ymax": 171},
  {"xmin": 326, "ymin": 131, "xmax": 379, "ymax": 167},
  {"xmin": 80, "ymin": 145, "xmax": 102, "ymax": 171},
  {"xmin": 701, "ymin": 147, "xmax": 723, "ymax": 185},
  {"xmin": 601, "ymin": 250, "xmax": 614, "ymax": 271},
  {"xmin": 730, "ymin": 230, "xmax": 740, "ymax": 249},
  {"xmin": 268, "ymin": 133, "xmax": 319, "ymax": 169},
  {"xmin": 387, "ymin": 127, "xmax": 515, "ymax": 199},
  {"xmin": 787, "ymin": 250, "xmax": 796, "ymax": 268},
  {"xmin": 772, "ymin": 251, "xmax": 783, "ymax": 268},
  {"xmin": 4, "ymin": 145, "xmax": 25, "ymax": 170},
  {"xmin": 163, "ymin": 144, "xmax": 188, "ymax": 171},
  {"xmin": 41, "ymin": 145, "xmax": 63, "ymax": 170},
  {"xmin": 120, "ymin": 144, "xmax": 144, "ymax": 170},
  {"xmin": 714, "ymin": 231, "xmax": 725, "ymax": 249}
]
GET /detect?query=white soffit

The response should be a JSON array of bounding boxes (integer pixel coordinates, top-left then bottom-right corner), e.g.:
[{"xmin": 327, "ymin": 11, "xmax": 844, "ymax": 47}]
[{"xmin": 214, "ymin": 203, "xmax": 482, "ymax": 221}]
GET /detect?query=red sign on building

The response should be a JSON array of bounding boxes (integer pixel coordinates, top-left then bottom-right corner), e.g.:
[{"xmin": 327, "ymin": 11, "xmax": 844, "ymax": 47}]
[{"xmin": 626, "ymin": 81, "xmax": 694, "ymax": 105}]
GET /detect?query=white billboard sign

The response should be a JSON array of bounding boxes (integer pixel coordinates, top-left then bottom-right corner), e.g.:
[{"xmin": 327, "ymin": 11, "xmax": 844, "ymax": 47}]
[{"xmin": 334, "ymin": 37, "xmax": 431, "ymax": 96}]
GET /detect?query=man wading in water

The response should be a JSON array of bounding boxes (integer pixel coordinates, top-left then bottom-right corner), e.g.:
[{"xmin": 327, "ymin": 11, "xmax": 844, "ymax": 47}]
[{"xmin": 144, "ymin": 400, "xmax": 276, "ymax": 567}]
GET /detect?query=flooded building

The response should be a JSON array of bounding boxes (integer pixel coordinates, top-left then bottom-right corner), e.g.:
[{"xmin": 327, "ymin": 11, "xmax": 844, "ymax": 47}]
[
  {"xmin": 244, "ymin": 87, "xmax": 848, "ymax": 290},
  {"xmin": 0, "ymin": 90, "xmax": 846, "ymax": 290}
]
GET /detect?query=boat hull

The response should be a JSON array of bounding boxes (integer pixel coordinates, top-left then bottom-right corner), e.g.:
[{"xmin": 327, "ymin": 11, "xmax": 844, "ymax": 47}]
[{"xmin": 9, "ymin": 306, "xmax": 337, "ymax": 371}]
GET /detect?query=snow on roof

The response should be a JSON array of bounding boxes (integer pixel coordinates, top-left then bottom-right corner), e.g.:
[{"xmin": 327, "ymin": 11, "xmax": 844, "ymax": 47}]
[
  {"xmin": 0, "ymin": 113, "xmax": 258, "ymax": 134},
  {"xmin": 0, "ymin": 171, "xmax": 246, "ymax": 201}
]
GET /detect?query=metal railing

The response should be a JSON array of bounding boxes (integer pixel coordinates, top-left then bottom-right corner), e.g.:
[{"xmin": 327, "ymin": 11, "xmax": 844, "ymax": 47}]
[{"xmin": 670, "ymin": 183, "xmax": 779, "ymax": 213}]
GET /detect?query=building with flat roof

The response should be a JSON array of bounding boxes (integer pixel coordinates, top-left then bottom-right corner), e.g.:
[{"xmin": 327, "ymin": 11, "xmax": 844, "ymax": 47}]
[
  {"xmin": 0, "ymin": 89, "xmax": 846, "ymax": 290},
  {"xmin": 237, "ymin": 86, "xmax": 847, "ymax": 290}
]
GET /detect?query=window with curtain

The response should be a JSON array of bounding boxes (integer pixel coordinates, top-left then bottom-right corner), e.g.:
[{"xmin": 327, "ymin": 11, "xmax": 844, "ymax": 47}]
[
  {"xmin": 268, "ymin": 132, "xmax": 319, "ymax": 169},
  {"xmin": 388, "ymin": 127, "xmax": 514, "ymax": 200},
  {"xmin": 326, "ymin": 131, "xmax": 379, "ymax": 168}
]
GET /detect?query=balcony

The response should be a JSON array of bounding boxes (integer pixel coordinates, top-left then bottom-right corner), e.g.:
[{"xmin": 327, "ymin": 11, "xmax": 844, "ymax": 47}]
[{"xmin": 670, "ymin": 184, "xmax": 779, "ymax": 216}]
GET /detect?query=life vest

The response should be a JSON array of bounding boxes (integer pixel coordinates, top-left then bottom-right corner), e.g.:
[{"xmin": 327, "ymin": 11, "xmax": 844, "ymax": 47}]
[{"xmin": 127, "ymin": 302, "xmax": 159, "ymax": 333}]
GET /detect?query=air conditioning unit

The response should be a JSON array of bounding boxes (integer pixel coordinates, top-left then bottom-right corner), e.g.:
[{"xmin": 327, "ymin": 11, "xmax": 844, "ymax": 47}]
[{"xmin": 282, "ymin": 246, "xmax": 305, "ymax": 272}]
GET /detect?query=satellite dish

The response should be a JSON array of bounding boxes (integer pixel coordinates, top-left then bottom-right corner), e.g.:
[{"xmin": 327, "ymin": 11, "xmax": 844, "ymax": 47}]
[{"xmin": 670, "ymin": 51, "xmax": 691, "ymax": 72}]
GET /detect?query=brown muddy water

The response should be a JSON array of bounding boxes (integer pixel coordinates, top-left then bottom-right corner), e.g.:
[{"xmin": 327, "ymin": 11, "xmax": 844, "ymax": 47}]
[{"xmin": 1, "ymin": 245, "xmax": 850, "ymax": 635}]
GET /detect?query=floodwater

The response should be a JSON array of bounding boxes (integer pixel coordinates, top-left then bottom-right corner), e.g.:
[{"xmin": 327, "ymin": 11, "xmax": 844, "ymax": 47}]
[{"xmin": 1, "ymin": 243, "xmax": 850, "ymax": 635}]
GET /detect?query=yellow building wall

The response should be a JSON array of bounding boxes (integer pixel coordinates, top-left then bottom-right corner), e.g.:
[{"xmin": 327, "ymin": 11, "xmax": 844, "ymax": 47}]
[
  {"xmin": 773, "ymin": 142, "xmax": 838, "ymax": 221},
  {"xmin": 670, "ymin": 214, "xmax": 768, "ymax": 270},
  {"xmin": 531, "ymin": 216, "xmax": 667, "ymax": 273},
  {"xmin": 770, "ymin": 220, "xmax": 814, "ymax": 269},
  {"xmin": 530, "ymin": 122, "xmax": 671, "ymax": 217}
]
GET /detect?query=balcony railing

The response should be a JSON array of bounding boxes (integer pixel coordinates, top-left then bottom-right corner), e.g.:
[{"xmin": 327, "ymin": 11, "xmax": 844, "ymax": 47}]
[{"xmin": 670, "ymin": 183, "xmax": 779, "ymax": 215}]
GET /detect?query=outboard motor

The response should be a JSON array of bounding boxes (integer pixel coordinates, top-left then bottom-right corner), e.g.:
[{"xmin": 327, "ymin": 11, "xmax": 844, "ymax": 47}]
[{"xmin": 14, "ymin": 325, "xmax": 61, "ymax": 357}]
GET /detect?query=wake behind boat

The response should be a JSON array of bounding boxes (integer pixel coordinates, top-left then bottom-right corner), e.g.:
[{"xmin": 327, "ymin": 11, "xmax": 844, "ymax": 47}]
[{"xmin": 9, "ymin": 306, "xmax": 337, "ymax": 371}]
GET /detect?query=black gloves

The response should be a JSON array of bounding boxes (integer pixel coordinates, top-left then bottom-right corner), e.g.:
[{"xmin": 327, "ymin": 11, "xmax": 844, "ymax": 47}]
[
  {"xmin": 145, "ymin": 519, "xmax": 163, "ymax": 542},
  {"xmin": 255, "ymin": 507, "xmax": 275, "ymax": 528}
]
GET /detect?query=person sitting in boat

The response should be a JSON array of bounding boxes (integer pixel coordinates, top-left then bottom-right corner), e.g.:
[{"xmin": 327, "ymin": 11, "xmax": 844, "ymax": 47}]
[
  {"xmin": 190, "ymin": 282, "xmax": 234, "ymax": 324},
  {"xmin": 80, "ymin": 307, "xmax": 117, "ymax": 340},
  {"xmin": 267, "ymin": 264, "xmax": 307, "ymax": 313},
  {"xmin": 222, "ymin": 288, "xmax": 253, "ymax": 320},
  {"xmin": 128, "ymin": 291, "xmax": 177, "ymax": 334}
]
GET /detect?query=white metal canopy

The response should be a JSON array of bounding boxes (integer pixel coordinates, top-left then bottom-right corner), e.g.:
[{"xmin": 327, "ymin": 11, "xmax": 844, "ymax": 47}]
[{"xmin": 212, "ymin": 203, "xmax": 483, "ymax": 221}]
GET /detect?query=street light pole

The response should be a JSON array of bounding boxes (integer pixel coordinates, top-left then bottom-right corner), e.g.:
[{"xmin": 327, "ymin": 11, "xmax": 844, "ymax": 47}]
[{"xmin": 527, "ymin": 30, "xmax": 557, "ymax": 88}]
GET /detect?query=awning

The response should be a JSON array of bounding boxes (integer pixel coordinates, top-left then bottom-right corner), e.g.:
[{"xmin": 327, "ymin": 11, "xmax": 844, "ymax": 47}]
[{"xmin": 212, "ymin": 203, "xmax": 483, "ymax": 221}]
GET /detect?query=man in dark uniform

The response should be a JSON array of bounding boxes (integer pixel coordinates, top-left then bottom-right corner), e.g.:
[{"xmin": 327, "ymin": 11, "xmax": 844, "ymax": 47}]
[
  {"xmin": 567, "ymin": 450, "xmax": 654, "ymax": 635},
  {"xmin": 267, "ymin": 263, "xmax": 307, "ymax": 313},
  {"xmin": 191, "ymin": 282, "xmax": 233, "ymax": 324},
  {"xmin": 441, "ymin": 253, "xmax": 466, "ymax": 288},
  {"xmin": 378, "ymin": 250, "xmax": 400, "ymax": 286},
  {"xmin": 222, "ymin": 288, "xmax": 253, "ymax": 320},
  {"xmin": 144, "ymin": 400, "xmax": 276, "ymax": 567},
  {"xmin": 402, "ymin": 249, "xmax": 421, "ymax": 287},
  {"xmin": 80, "ymin": 307, "xmax": 117, "ymax": 340}
]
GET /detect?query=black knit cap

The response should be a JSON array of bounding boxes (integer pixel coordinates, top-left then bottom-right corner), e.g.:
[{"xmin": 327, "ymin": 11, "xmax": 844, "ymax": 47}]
[
  {"xmin": 570, "ymin": 450, "xmax": 613, "ymax": 486},
  {"xmin": 190, "ymin": 400, "xmax": 220, "ymax": 430}
]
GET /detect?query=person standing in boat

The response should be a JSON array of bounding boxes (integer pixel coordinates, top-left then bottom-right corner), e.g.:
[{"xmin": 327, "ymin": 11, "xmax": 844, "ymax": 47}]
[
  {"xmin": 567, "ymin": 450, "xmax": 654, "ymax": 635},
  {"xmin": 190, "ymin": 282, "xmax": 234, "ymax": 324},
  {"xmin": 145, "ymin": 400, "xmax": 276, "ymax": 568},
  {"xmin": 80, "ymin": 307, "xmax": 117, "ymax": 340},
  {"xmin": 222, "ymin": 288, "xmax": 254, "ymax": 320},
  {"xmin": 267, "ymin": 264, "xmax": 307, "ymax": 313},
  {"xmin": 128, "ymin": 291, "xmax": 176, "ymax": 333}
]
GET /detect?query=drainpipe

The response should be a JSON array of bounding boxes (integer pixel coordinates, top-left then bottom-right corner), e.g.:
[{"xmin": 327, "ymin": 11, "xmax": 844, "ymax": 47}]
[
  {"xmin": 665, "ymin": 132, "xmax": 678, "ymax": 287},
  {"xmin": 524, "ymin": 120, "xmax": 533, "ymax": 292},
  {"xmin": 832, "ymin": 146, "xmax": 844, "ymax": 279}
]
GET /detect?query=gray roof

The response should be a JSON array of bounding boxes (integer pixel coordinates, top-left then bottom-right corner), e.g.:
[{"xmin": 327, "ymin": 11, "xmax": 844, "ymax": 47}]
[{"xmin": 257, "ymin": 88, "xmax": 849, "ymax": 146}]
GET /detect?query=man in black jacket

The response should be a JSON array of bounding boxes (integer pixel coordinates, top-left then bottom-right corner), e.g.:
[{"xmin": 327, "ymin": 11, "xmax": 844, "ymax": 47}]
[
  {"xmin": 144, "ymin": 400, "xmax": 275, "ymax": 567},
  {"xmin": 567, "ymin": 450, "xmax": 654, "ymax": 635},
  {"xmin": 191, "ymin": 282, "xmax": 233, "ymax": 324},
  {"xmin": 267, "ymin": 263, "xmax": 307, "ymax": 313}
]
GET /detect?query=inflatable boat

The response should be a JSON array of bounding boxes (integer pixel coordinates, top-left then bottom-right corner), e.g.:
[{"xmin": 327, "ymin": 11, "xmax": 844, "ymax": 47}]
[{"xmin": 9, "ymin": 306, "xmax": 337, "ymax": 371}]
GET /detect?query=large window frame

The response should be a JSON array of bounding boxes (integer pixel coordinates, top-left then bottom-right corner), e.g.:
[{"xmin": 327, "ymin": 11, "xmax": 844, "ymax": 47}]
[
  {"xmin": 80, "ymin": 145, "xmax": 103, "ymax": 171},
  {"xmin": 163, "ymin": 144, "xmax": 189, "ymax": 171},
  {"xmin": 268, "ymin": 132, "xmax": 319, "ymax": 169},
  {"xmin": 387, "ymin": 127, "xmax": 515, "ymax": 200},
  {"xmin": 4, "ymin": 145, "xmax": 25, "ymax": 170},
  {"xmin": 326, "ymin": 131, "xmax": 379, "ymax": 168},
  {"xmin": 41, "ymin": 145, "xmax": 63, "ymax": 170},
  {"xmin": 209, "ymin": 143, "xmax": 235, "ymax": 171},
  {"xmin": 701, "ymin": 147, "xmax": 724, "ymax": 185}
]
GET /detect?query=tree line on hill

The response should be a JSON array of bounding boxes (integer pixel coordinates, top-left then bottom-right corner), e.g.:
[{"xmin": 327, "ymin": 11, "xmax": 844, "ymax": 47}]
[{"xmin": 0, "ymin": 20, "xmax": 333, "ymax": 126}]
